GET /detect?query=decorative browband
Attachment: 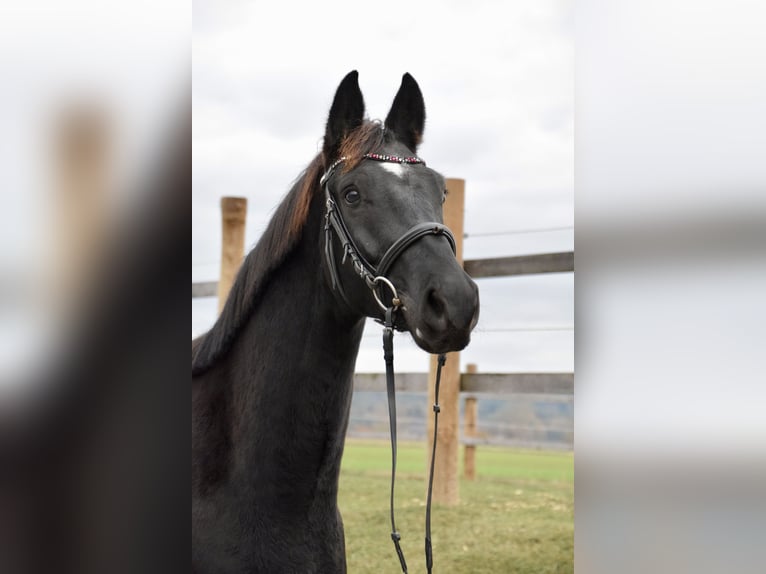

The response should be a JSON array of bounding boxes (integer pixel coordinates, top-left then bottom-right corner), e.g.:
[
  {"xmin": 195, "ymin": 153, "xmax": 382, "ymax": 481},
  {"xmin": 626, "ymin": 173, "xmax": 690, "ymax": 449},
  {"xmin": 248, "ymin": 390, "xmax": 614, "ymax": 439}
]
[
  {"xmin": 362, "ymin": 153, "xmax": 425, "ymax": 165},
  {"xmin": 320, "ymin": 153, "xmax": 425, "ymax": 187}
]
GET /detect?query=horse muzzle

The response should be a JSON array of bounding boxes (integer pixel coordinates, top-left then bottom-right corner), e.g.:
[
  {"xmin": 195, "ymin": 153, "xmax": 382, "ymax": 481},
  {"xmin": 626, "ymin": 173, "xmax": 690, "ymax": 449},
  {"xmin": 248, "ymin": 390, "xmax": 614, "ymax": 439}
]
[{"xmin": 397, "ymin": 266, "xmax": 480, "ymax": 354}]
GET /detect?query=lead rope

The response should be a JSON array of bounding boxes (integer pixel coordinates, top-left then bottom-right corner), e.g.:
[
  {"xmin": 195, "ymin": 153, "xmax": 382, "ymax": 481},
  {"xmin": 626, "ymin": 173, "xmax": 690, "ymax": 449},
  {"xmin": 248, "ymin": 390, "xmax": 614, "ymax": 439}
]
[
  {"xmin": 425, "ymin": 353, "xmax": 446, "ymax": 574},
  {"xmin": 383, "ymin": 307, "xmax": 407, "ymax": 573},
  {"xmin": 384, "ymin": 306, "xmax": 447, "ymax": 574}
]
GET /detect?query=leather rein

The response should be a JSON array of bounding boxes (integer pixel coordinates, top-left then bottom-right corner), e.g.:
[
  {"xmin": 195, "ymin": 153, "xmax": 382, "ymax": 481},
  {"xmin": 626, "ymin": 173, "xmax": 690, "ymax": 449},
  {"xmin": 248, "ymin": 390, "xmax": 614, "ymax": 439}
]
[{"xmin": 321, "ymin": 153, "xmax": 454, "ymax": 573}]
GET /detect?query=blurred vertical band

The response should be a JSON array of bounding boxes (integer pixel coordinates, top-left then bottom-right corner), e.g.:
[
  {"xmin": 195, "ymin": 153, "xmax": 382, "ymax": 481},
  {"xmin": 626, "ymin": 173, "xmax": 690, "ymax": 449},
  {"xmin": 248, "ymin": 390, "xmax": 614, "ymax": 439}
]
[
  {"xmin": 0, "ymin": 2, "xmax": 189, "ymax": 572},
  {"xmin": 576, "ymin": 1, "xmax": 766, "ymax": 573}
]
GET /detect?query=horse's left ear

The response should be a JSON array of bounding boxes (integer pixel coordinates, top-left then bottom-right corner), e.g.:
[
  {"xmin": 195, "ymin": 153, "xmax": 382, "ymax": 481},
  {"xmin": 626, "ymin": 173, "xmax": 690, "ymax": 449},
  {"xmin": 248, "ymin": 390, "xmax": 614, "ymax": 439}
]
[{"xmin": 384, "ymin": 73, "xmax": 426, "ymax": 152}]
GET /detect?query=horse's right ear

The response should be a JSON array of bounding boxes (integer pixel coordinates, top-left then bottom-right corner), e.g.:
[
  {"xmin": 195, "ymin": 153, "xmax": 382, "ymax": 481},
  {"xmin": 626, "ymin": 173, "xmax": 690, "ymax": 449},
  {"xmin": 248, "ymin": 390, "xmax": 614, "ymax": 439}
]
[{"xmin": 323, "ymin": 71, "xmax": 365, "ymax": 160}]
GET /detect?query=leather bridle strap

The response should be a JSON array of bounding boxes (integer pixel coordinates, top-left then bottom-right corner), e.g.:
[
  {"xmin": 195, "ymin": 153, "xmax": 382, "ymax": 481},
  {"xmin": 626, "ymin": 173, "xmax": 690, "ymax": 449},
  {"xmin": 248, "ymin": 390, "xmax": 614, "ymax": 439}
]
[
  {"xmin": 324, "ymin": 194, "xmax": 377, "ymax": 304},
  {"xmin": 376, "ymin": 222, "xmax": 457, "ymax": 279},
  {"xmin": 325, "ymin": 193, "xmax": 455, "ymax": 308}
]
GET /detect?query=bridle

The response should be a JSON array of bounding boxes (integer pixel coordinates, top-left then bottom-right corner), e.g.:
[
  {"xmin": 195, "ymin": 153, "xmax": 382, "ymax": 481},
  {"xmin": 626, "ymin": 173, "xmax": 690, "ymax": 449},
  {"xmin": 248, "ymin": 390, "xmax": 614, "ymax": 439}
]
[
  {"xmin": 321, "ymin": 152, "xmax": 454, "ymax": 573},
  {"xmin": 321, "ymin": 152, "xmax": 456, "ymax": 313}
]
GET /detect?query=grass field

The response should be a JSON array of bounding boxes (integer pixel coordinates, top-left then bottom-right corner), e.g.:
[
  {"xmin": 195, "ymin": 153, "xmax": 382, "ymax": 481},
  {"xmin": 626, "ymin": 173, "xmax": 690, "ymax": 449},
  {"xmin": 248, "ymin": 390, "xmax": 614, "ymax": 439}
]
[{"xmin": 338, "ymin": 439, "xmax": 573, "ymax": 574}]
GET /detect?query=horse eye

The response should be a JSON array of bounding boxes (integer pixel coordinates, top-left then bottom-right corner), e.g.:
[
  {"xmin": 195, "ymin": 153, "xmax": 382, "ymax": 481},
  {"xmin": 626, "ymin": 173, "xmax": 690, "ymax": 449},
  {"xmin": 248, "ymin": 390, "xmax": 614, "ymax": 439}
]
[
  {"xmin": 442, "ymin": 189, "xmax": 448, "ymax": 204},
  {"xmin": 344, "ymin": 189, "xmax": 360, "ymax": 204}
]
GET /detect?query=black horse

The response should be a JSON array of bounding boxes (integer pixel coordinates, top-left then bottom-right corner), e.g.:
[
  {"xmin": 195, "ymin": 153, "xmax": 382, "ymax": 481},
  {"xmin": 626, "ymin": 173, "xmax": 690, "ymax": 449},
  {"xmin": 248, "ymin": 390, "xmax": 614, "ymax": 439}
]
[{"xmin": 192, "ymin": 71, "xmax": 479, "ymax": 573}]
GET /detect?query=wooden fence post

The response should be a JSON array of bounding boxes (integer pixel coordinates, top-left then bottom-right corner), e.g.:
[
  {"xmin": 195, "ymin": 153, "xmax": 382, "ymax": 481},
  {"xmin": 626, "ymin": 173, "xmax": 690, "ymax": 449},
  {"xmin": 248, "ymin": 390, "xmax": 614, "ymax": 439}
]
[
  {"xmin": 426, "ymin": 178, "xmax": 465, "ymax": 505},
  {"xmin": 463, "ymin": 364, "xmax": 478, "ymax": 481},
  {"xmin": 217, "ymin": 197, "xmax": 248, "ymax": 314}
]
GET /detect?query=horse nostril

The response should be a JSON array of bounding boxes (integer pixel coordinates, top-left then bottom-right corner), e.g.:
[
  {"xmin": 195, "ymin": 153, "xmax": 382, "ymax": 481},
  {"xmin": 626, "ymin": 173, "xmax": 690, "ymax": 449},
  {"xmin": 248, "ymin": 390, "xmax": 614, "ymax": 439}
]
[{"xmin": 426, "ymin": 288, "xmax": 446, "ymax": 319}]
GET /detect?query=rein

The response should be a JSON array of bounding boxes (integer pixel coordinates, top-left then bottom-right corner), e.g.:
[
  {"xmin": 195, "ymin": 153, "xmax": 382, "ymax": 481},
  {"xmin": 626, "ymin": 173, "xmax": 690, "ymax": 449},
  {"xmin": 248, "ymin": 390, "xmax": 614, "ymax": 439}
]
[
  {"xmin": 384, "ymin": 307, "xmax": 446, "ymax": 574},
  {"xmin": 321, "ymin": 153, "xmax": 454, "ymax": 573}
]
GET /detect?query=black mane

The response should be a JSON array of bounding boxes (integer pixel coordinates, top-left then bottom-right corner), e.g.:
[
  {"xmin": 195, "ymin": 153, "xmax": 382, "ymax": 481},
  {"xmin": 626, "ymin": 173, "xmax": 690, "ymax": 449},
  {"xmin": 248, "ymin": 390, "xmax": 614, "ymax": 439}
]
[{"xmin": 191, "ymin": 156, "xmax": 322, "ymax": 376}]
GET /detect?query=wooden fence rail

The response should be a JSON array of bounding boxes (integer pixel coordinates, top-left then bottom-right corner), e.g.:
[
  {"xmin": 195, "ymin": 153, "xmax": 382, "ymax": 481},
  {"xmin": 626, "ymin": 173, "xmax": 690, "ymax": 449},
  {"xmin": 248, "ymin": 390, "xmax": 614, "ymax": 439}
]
[
  {"xmin": 192, "ymin": 280, "xmax": 218, "ymax": 298},
  {"xmin": 191, "ymin": 251, "xmax": 575, "ymax": 298},
  {"xmin": 463, "ymin": 251, "xmax": 574, "ymax": 278},
  {"xmin": 353, "ymin": 372, "xmax": 573, "ymax": 395},
  {"xmin": 352, "ymin": 368, "xmax": 574, "ymax": 472}
]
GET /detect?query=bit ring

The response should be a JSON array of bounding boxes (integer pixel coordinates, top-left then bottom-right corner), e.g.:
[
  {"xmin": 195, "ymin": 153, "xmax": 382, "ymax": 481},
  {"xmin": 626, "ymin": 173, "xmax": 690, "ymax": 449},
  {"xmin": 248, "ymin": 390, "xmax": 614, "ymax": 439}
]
[{"xmin": 372, "ymin": 276, "xmax": 401, "ymax": 312}]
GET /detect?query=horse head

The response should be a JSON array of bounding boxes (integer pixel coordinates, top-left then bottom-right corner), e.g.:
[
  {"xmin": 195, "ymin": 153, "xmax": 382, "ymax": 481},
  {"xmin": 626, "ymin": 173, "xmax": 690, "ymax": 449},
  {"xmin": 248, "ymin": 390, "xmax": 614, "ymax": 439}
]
[{"xmin": 320, "ymin": 71, "xmax": 479, "ymax": 354}]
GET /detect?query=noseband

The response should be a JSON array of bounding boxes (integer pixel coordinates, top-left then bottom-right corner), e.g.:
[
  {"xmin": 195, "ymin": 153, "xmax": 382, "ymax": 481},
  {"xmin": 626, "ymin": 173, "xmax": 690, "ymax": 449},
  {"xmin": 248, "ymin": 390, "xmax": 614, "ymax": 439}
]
[{"xmin": 321, "ymin": 153, "xmax": 454, "ymax": 573}]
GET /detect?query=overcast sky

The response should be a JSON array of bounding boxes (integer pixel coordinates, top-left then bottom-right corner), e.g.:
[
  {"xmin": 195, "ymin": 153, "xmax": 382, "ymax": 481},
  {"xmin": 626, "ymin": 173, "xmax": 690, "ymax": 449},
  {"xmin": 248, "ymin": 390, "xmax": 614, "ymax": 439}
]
[{"xmin": 192, "ymin": 0, "xmax": 574, "ymax": 372}]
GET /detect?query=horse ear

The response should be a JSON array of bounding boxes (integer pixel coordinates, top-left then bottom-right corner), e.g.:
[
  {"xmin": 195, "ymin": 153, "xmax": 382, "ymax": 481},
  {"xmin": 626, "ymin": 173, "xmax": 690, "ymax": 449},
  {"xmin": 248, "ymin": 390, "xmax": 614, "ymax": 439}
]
[
  {"xmin": 324, "ymin": 70, "xmax": 365, "ymax": 159},
  {"xmin": 384, "ymin": 73, "xmax": 426, "ymax": 152}
]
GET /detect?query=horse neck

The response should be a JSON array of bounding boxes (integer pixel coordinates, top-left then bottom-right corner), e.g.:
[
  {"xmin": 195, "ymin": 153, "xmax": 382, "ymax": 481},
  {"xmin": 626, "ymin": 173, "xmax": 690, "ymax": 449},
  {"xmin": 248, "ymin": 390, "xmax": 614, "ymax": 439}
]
[{"xmin": 227, "ymin": 200, "xmax": 365, "ymax": 502}]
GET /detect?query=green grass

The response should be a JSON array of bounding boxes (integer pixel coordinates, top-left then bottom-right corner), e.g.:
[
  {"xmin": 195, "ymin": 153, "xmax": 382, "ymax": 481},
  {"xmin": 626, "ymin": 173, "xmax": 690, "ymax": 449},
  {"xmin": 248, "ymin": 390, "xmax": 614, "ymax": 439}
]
[{"xmin": 339, "ymin": 439, "xmax": 573, "ymax": 573}]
